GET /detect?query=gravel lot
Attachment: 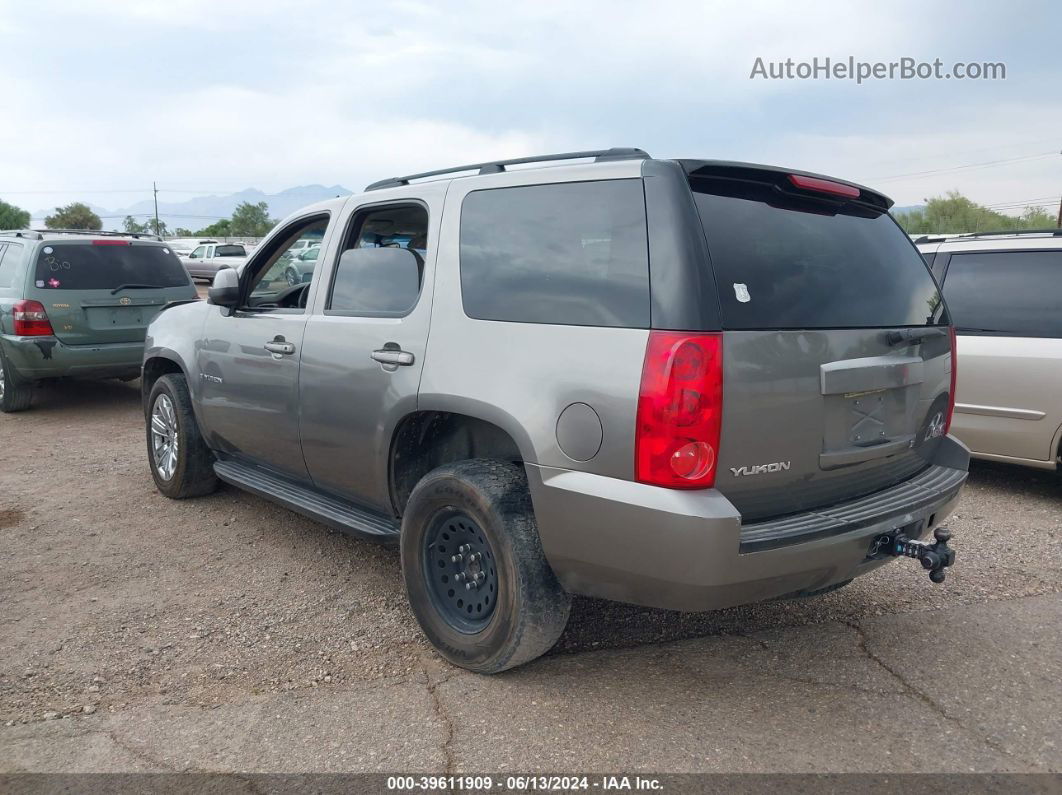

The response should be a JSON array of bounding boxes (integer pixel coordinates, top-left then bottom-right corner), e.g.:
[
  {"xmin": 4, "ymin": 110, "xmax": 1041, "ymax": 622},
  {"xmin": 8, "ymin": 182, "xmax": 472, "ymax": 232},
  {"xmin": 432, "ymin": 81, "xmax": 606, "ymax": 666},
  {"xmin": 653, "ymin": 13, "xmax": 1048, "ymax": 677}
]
[{"xmin": 1, "ymin": 377, "xmax": 1059, "ymax": 773}]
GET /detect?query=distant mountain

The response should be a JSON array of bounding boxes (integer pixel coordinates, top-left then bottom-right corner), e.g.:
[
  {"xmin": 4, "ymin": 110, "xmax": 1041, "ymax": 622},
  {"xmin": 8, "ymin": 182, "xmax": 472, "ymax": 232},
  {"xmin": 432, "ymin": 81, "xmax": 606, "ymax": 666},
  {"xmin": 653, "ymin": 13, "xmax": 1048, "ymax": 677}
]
[
  {"xmin": 32, "ymin": 184, "xmax": 351, "ymax": 232},
  {"xmin": 890, "ymin": 204, "xmax": 925, "ymax": 215}
]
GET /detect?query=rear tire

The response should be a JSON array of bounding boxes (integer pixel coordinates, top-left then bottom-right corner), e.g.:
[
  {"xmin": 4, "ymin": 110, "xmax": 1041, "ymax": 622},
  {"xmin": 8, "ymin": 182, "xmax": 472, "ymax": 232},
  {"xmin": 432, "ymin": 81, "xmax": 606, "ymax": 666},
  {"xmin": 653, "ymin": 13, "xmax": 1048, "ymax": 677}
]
[
  {"xmin": 401, "ymin": 459, "xmax": 571, "ymax": 673},
  {"xmin": 0, "ymin": 349, "xmax": 33, "ymax": 412},
  {"xmin": 146, "ymin": 374, "xmax": 218, "ymax": 499}
]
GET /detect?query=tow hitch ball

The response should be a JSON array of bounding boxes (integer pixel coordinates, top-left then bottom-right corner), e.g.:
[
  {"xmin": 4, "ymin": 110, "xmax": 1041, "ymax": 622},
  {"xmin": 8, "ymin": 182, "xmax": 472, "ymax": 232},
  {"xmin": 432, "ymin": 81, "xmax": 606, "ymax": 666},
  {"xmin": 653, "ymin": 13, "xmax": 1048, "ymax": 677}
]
[{"xmin": 873, "ymin": 526, "xmax": 956, "ymax": 584}]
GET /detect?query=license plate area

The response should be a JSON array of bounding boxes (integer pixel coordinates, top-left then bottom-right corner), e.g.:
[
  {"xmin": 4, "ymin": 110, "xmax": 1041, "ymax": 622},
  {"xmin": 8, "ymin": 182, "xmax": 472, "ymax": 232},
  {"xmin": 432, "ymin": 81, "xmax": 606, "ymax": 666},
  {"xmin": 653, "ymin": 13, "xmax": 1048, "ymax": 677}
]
[{"xmin": 86, "ymin": 306, "xmax": 149, "ymax": 329}]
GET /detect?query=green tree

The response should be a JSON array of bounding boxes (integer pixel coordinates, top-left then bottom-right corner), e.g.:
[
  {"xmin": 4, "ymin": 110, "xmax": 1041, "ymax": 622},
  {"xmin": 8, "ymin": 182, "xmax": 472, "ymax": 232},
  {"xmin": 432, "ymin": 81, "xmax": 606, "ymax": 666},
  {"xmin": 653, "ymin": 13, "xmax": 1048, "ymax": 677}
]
[
  {"xmin": 0, "ymin": 198, "xmax": 31, "ymax": 230},
  {"xmin": 123, "ymin": 215, "xmax": 148, "ymax": 233},
  {"xmin": 894, "ymin": 191, "xmax": 1058, "ymax": 235},
  {"xmin": 173, "ymin": 227, "xmax": 193, "ymax": 237},
  {"xmin": 229, "ymin": 201, "xmax": 275, "ymax": 236},
  {"xmin": 44, "ymin": 202, "xmax": 102, "ymax": 230},
  {"xmin": 194, "ymin": 219, "xmax": 231, "ymax": 236}
]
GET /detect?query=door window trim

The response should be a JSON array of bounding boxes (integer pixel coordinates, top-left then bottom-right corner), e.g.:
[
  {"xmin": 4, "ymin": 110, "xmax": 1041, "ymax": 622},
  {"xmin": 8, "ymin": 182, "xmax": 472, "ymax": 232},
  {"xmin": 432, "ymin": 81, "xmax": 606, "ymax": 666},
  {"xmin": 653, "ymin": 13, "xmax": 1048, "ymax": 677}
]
[{"xmin": 323, "ymin": 199, "xmax": 429, "ymax": 319}]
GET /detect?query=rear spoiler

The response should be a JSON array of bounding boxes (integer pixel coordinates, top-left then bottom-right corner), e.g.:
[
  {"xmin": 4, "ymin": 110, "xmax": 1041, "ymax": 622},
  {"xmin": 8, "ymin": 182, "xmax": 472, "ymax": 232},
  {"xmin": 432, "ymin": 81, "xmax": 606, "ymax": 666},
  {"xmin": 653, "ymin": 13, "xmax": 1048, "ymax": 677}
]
[{"xmin": 677, "ymin": 159, "xmax": 893, "ymax": 212}]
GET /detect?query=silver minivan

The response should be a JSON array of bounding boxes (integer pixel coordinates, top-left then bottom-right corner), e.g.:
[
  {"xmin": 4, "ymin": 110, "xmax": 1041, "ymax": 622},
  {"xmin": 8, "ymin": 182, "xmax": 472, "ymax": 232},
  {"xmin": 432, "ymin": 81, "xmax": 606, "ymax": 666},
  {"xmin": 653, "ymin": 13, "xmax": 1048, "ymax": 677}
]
[{"xmin": 918, "ymin": 230, "xmax": 1062, "ymax": 469}]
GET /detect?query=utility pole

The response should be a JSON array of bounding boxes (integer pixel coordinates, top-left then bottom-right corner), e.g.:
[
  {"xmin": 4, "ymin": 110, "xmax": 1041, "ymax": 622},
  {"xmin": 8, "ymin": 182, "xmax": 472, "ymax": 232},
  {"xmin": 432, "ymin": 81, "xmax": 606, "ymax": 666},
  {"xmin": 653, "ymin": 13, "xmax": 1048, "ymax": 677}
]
[
  {"xmin": 1056, "ymin": 195, "xmax": 1061, "ymax": 229},
  {"xmin": 153, "ymin": 182, "xmax": 161, "ymax": 237}
]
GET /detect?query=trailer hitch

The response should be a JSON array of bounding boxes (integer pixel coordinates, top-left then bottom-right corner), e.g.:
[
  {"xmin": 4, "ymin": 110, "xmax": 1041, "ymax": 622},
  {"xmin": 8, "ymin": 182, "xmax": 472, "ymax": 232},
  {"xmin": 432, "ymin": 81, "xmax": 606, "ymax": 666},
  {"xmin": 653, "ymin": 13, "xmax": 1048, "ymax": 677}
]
[{"xmin": 872, "ymin": 526, "xmax": 955, "ymax": 584}]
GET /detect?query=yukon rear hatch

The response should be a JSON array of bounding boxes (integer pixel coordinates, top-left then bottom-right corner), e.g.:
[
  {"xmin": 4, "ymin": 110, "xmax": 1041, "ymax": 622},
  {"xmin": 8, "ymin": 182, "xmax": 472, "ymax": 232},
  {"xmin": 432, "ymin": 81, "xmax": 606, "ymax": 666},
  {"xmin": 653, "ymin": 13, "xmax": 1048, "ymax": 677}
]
[
  {"xmin": 684, "ymin": 162, "xmax": 953, "ymax": 522},
  {"xmin": 30, "ymin": 240, "xmax": 195, "ymax": 344}
]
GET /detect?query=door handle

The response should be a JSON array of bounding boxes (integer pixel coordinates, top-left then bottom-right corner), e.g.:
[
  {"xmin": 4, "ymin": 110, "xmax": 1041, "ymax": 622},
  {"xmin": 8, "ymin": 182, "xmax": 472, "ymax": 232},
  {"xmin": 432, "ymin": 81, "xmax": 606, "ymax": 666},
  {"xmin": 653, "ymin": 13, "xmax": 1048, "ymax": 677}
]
[
  {"xmin": 371, "ymin": 349, "xmax": 415, "ymax": 366},
  {"xmin": 264, "ymin": 340, "xmax": 296, "ymax": 356}
]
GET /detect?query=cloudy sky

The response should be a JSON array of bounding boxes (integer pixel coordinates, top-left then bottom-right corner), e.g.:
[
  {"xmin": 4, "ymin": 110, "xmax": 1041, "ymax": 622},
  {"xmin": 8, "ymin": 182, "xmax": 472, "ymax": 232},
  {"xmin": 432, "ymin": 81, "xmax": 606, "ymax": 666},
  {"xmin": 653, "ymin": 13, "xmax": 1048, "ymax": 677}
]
[{"xmin": 0, "ymin": 0, "xmax": 1058, "ymax": 217}]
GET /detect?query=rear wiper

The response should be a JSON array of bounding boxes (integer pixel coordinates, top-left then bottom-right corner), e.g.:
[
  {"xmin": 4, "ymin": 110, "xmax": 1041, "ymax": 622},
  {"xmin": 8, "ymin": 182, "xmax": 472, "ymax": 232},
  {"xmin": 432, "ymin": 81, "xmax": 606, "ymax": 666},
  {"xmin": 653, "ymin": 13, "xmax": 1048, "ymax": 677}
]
[
  {"xmin": 110, "ymin": 283, "xmax": 162, "ymax": 295},
  {"xmin": 885, "ymin": 327, "xmax": 947, "ymax": 346},
  {"xmin": 954, "ymin": 326, "xmax": 1004, "ymax": 334}
]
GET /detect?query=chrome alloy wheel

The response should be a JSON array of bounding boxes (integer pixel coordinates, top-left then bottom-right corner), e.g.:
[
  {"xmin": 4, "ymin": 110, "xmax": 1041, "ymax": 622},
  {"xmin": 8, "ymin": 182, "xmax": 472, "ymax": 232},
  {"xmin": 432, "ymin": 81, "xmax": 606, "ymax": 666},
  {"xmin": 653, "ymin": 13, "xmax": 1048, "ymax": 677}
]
[{"xmin": 150, "ymin": 394, "xmax": 179, "ymax": 481}]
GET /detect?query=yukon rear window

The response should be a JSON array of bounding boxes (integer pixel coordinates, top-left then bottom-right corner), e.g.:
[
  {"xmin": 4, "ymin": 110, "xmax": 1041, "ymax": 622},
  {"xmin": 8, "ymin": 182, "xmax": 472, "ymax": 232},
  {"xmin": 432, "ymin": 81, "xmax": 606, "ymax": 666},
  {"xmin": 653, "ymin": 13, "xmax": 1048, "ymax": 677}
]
[
  {"xmin": 34, "ymin": 242, "xmax": 190, "ymax": 291},
  {"xmin": 691, "ymin": 177, "xmax": 946, "ymax": 330}
]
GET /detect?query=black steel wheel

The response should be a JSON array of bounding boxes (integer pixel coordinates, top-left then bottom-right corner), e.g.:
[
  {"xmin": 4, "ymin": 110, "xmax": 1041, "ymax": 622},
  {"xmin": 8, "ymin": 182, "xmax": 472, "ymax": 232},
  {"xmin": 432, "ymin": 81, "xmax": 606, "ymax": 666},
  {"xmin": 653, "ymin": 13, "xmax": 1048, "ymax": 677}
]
[
  {"xmin": 401, "ymin": 459, "xmax": 571, "ymax": 673},
  {"xmin": 422, "ymin": 510, "xmax": 498, "ymax": 633}
]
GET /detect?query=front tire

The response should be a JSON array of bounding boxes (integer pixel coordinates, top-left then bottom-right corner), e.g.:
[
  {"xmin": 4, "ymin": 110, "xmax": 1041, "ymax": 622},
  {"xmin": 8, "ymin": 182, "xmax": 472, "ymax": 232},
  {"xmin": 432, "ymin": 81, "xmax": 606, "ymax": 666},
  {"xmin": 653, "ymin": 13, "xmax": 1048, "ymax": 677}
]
[
  {"xmin": 401, "ymin": 459, "xmax": 571, "ymax": 673},
  {"xmin": 146, "ymin": 374, "xmax": 219, "ymax": 498},
  {"xmin": 285, "ymin": 268, "xmax": 299, "ymax": 286},
  {"xmin": 0, "ymin": 349, "xmax": 33, "ymax": 412}
]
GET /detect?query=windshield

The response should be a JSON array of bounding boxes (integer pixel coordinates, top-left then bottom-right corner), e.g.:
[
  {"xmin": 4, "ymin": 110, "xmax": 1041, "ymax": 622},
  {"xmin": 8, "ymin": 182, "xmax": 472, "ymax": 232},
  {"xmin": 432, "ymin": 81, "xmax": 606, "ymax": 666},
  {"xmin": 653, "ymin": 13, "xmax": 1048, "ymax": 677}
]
[
  {"xmin": 691, "ymin": 177, "xmax": 947, "ymax": 329},
  {"xmin": 34, "ymin": 242, "xmax": 191, "ymax": 290}
]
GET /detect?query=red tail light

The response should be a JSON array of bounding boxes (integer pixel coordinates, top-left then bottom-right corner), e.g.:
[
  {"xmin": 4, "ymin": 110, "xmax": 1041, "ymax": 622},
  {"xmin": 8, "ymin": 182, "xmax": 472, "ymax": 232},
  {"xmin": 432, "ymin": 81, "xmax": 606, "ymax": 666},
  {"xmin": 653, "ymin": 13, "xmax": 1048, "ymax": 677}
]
[
  {"xmin": 787, "ymin": 173, "xmax": 860, "ymax": 199},
  {"xmin": 12, "ymin": 300, "xmax": 55, "ymax": 336},
  {"xmin": 944, "ymin": 325, "xmax": 957, "ymax": 434},
  {"xmin": 92, "ymin": 239, "xmax": 130, "ymax": 245},
  {"xmin": 635, "ymin": 332, "xmax": 723, "ymax": 489}
]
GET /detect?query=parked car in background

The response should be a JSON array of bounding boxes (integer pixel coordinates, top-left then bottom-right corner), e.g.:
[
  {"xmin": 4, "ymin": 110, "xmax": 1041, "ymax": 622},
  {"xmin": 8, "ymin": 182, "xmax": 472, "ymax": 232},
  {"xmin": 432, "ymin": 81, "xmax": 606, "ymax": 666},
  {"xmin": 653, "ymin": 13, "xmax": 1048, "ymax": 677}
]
[
  {"xmin": 182, "ymin": 242, "xmax": 248, "ymax": 282},
  {"xmin": 917, "ymin": 229, "xmax": 1062, "ymax": 469},
  {"xmin": 282, "ymin": 243, "xmax": 320, "ymax": 285},
  {"xmin": 141, "ymin": 149, "xmax": 967, "ymax": 673},
  {"xmin": 0, "ymin": 229, "xmax": 197, "ymax": 411}
]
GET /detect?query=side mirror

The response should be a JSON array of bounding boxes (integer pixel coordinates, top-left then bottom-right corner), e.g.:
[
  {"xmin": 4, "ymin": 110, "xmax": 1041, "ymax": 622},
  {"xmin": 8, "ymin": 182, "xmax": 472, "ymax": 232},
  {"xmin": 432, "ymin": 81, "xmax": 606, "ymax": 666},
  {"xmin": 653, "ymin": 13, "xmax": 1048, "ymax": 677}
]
[{"xmin": 207, "ymin": 267, "xmax": 240, "ymax": 308}]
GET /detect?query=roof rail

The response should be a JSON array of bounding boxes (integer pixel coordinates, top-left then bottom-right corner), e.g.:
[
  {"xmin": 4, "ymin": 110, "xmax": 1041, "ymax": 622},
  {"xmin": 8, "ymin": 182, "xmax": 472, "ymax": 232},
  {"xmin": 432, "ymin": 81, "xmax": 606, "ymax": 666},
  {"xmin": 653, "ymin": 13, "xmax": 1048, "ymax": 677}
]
[
  {"xmin": 32, "ymin": 228, "xmax": 164, "ymax": 241},
  {"xmin": 955, "ymin": 228, "xmax": 1062, "ymax": 239},
  {"xmin": 364, "ymin": 148, "xmax": 650, "ymax": 191},
  {"xmin": 0, "ymin": 230, "xmax": 44, "ymax": 240}
]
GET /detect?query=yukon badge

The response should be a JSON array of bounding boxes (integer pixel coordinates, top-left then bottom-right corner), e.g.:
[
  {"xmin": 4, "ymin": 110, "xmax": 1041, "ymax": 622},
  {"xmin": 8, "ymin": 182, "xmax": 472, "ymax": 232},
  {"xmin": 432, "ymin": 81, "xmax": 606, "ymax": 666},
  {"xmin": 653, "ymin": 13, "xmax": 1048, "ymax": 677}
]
[{"xmin": 731, "ymin": 461, "xmax": 791, "ymax": 477}]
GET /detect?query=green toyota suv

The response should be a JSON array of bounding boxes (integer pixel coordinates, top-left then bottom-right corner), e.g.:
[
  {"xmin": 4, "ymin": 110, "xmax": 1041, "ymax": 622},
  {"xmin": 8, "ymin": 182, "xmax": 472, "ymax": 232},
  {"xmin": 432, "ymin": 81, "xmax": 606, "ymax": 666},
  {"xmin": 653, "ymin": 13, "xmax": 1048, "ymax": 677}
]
[{"xmin": 0, "ymin": 229, "xmax": 198, "ymax": 412}]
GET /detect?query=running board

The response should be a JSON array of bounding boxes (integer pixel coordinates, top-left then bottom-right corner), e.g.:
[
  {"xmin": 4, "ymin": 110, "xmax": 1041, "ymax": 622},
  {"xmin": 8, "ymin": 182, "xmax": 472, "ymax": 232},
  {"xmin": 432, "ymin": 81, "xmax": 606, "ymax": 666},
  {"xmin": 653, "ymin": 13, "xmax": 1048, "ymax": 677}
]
[{"xmin": 213, "ymin": 460, "xmax": 400, "ymax": 542}]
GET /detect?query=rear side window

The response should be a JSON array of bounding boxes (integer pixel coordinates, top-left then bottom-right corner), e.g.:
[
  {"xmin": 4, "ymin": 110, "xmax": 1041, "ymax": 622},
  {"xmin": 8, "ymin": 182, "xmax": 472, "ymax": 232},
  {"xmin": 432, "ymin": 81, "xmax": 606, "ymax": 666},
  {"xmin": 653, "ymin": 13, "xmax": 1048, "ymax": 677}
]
[
  {"xmin": 460, "ymin": 180, "xmax": 650, "ymax": 327},
  {"xmin": 324, "ymin": 203, "xmax": 428, "ymax": 317},
  {"xmin": 0, "ymin": 242, "xmax": 24, "ymax": 288},
  {"xmin": 943, "ymin": 250, "xmax": 1062, "ymax": 337},
  {"xmin": 34, "ymin": 242, "xmax": 190, "ymax": 290},
  {"xmin": 215, "ymin": 245, "xmax": 245, "ymax": 257},
  {"xmin": 0, "ymin": 243, "xmax": 14, "ymax": 287},
  {"xmin": 692, "ymin": 179, "xmax": 946, "ymax": 329}
]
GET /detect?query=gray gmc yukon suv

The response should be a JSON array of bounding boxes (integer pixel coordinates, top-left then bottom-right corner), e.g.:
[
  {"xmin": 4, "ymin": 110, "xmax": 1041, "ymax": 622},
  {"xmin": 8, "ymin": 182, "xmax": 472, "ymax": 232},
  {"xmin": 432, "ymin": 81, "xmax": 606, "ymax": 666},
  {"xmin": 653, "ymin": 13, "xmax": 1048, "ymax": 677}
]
[{"xmin": 141, "ymin": 149, "xmax": 968, "ymax": 672}]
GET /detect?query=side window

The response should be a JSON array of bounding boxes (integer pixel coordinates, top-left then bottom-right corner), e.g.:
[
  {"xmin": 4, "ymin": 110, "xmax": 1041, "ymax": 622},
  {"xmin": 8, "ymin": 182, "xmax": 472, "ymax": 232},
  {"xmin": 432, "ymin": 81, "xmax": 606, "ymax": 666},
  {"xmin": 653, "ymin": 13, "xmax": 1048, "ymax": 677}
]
[
  {"xmin": 943, "ymin": 250, "xmax": 1062, "ymax": 337},
  {"xmin": 0, "ymin": 243, "xmax": 22, "ymax": 288},
  {"xmin": 189, "ymin": 245, "xmax": 206, "ymax": 259},
  {"xmin": 248, "ymin": 216, "xmax": 330, "ymax": 301},
  {"xmin": 326, "ymin": 204, "xmax": 428, "ymax": 316},
  {"xmin": 459, "ymin": 180, "xmax": 650, "ymax": 327}
]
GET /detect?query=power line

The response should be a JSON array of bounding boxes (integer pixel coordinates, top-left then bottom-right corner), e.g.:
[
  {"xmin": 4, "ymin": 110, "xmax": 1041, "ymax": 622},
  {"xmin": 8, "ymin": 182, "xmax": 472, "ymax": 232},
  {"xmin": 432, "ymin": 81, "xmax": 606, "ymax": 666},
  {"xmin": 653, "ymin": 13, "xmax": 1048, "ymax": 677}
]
[
  {"xmin": 857, "ymin": 136, "xmax": 1062, "ymax": 171},
  {"xmin": 866, "ymin": 150, "xmax": 1057, "ymax": 181},
  {"xmin": 866, "ymin": 148, "xmax": 1057, "ymax": 179}
]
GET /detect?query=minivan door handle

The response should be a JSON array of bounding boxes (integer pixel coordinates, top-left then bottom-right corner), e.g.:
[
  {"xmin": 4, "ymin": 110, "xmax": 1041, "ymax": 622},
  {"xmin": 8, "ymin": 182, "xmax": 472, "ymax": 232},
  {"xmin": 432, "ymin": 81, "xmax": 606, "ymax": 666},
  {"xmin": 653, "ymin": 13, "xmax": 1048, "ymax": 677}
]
[
  {"xmin": 264, "ymin": 340, "xmax": 296, "ymax": 356},
  {"xmin": 371, "ymin": 349, "xmax": 415, "ymax": 366}
]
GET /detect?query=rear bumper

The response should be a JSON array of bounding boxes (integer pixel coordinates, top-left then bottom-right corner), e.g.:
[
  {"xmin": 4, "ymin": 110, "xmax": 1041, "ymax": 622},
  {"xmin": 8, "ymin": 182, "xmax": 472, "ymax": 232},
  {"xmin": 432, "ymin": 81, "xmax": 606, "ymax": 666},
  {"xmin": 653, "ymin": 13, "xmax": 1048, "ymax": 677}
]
[
  {"xmin": 527, "ymin": 436, "xmax": 970, "ymax": 612},
  {"xmin": 0, "ymin": 334, "xmax": 144, "ymax": 380}
]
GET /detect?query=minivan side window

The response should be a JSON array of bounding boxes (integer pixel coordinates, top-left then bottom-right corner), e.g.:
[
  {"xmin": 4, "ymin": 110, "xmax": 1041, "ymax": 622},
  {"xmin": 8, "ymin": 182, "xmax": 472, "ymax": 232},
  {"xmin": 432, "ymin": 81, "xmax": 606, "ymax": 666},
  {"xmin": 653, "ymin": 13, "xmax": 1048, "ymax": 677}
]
[
  {"xmin": 943, "ymin": 250, "xmax": 1062, "ymax": 337},
  {"xmin": 459, "ymin": 180, "xmax": 650, "ymax": 328}
]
